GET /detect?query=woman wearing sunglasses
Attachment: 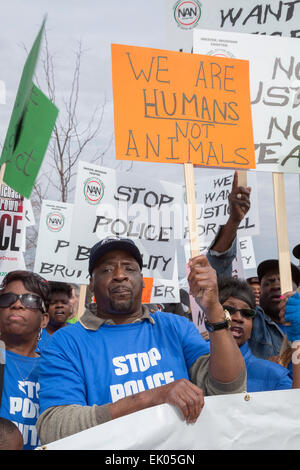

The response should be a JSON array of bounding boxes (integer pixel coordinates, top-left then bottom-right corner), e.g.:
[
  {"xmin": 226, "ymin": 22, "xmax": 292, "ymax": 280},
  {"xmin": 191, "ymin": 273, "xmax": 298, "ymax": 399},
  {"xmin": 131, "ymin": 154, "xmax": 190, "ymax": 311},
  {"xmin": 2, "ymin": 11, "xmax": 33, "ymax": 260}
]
[
  {"xmin": 218, "ymin": 277, "xmax": 292, "ymax": 393},
  {"xmin": 0, "ymin": 270, "xmax": 49, "ymax": 450}
]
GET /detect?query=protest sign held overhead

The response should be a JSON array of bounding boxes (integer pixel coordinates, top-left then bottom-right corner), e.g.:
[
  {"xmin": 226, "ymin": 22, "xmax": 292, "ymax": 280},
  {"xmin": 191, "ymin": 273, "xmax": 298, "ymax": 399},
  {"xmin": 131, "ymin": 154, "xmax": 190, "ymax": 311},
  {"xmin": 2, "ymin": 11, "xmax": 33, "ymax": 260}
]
[
  {"xmin": 194, "ymin": 29, "xmax": 300, "ymax": 174},
  {"xmin": 34, "ymin": 200, "xmax": 89, "ymax": 284},
  {"xmin": 2, "ymin": 85, "xmax": 58, "ymax": 198},
  {"xmin": 67, "ymin": 161, "xmax": 182, "ymax": 302},
  {"xmin": 0, "ymin": 19, "xmax": 58, "ymax": 198},
  {"xmin": 111, "ymin": 43, "xmax": 255, "ymax": 169},
  {"xmin": 183, "ymin": 170, "xmax": 259, "ymax": 246},
  {"xmin": 1, "ymin": 19, "xmax": 45, "ymax": 161},
  {"xmin": 165, "ymin": 0, "xmax": 300, "ymax": 53}
]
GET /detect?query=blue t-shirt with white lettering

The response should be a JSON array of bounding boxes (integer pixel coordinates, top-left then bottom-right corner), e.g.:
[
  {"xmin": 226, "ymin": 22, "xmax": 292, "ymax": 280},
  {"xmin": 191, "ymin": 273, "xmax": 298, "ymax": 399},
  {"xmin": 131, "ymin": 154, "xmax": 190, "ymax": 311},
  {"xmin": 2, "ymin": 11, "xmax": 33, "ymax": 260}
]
[
  {"xmin": 0, "ymin": 351, "xmax": 41, "ymax": 450},
  {"xmin": 39, "ymin": 312, "xmax": 210, "ymax": 414}
]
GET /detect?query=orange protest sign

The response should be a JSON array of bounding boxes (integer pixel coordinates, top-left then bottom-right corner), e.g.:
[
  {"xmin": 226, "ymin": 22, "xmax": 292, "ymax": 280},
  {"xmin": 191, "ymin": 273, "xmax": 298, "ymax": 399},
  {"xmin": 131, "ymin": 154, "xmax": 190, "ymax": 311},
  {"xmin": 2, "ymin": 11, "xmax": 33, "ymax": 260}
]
[
  {"xmin": 141, "ymin": 277, "xmax": 154, "ymax": 304},
  {"xmin": 111, "ymin": 44, "xmax": 255, "ymax": 169}
]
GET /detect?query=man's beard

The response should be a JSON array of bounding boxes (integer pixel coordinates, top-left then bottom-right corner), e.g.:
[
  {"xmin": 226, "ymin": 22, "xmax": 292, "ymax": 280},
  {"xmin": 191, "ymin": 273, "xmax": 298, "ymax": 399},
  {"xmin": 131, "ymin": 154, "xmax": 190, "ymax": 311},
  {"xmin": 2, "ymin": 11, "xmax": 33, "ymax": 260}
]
[{"xmin": 108, "ymin": 295, "xmax": 135, "ymax": 315}]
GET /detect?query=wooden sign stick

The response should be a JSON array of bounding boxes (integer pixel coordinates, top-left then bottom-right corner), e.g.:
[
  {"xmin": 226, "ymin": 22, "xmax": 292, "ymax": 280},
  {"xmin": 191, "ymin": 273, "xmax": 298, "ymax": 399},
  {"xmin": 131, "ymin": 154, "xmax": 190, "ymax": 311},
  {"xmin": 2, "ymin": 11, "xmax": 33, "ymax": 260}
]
[
  {"xmin": 184, "ymin": 163, "xmax": 200, "ymax": 258},
  {"xmin": 77, "ymin": 284, "xmax": 87, "ymax": 319},
  {"xmin": 0, "ymin": 163, "xmax": 6, "ymax": 187},
  {"xmin": 237, "ymin": 169, "xmax": 247, "ymax": 188},
  {"xmin": 272, "ymin": 172, "xmax": 293, "ymax": 294}
]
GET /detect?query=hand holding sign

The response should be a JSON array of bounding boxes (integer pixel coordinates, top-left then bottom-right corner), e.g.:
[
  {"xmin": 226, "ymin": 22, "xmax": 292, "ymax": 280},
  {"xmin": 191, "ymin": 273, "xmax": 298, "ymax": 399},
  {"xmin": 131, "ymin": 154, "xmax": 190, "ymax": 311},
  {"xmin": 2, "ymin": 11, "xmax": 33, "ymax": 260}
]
[
  {"xmin": 228, "ymin": 170, "xmax": 251, "ymax": 225},
  {"xmin": 187, "ymin": 255, "xmax": 224, "ymax": 323}
]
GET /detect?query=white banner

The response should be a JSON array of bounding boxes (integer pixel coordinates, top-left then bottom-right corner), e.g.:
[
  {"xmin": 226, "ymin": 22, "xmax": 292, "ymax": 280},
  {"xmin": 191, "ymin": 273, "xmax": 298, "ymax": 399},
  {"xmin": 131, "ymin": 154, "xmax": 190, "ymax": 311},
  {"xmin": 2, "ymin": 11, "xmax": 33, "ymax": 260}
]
[
  {"xmin": 34, "ymin": 200, "xmax": 89, "ymax": 284},
  {"xmin": 37, "ymin": 389, "xmax": 300, "ymax": 450}
]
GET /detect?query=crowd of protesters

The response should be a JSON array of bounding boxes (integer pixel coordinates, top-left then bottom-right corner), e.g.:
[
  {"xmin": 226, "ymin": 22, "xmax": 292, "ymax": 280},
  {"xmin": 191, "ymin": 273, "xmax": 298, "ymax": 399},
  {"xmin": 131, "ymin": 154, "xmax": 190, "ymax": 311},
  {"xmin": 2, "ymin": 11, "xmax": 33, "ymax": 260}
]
[{"xmin": 0, "ymin": 174, "xmax": 299, "ymax": 450}]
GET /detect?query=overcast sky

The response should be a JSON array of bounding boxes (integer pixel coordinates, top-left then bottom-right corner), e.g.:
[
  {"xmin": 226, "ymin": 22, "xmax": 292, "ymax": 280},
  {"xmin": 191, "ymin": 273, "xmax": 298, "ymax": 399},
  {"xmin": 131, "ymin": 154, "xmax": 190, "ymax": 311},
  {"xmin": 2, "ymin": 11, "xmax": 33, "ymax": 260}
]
[{"xmin": 0, "ymin": 0, "xmax": 299, "ymax": 278}]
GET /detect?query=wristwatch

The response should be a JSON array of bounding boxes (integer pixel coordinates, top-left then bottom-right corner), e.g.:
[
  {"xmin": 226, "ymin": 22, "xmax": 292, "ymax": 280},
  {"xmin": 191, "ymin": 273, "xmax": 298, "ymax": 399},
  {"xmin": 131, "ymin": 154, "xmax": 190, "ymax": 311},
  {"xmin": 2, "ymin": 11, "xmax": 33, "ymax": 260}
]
[{"xmin": 205, "ymin": 309, "xmax": 232, "ymax": 332}]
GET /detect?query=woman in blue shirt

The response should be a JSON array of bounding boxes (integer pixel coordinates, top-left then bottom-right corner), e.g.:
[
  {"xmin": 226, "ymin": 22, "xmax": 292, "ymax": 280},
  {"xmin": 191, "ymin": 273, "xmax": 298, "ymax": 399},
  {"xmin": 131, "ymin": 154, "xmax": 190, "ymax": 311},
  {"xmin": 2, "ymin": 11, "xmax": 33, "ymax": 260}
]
[
  {"xmin": 217, "ymin": 277, "xmax": 292, "ymax": 392},
  {"xmin": 0, "ymin": 270, "xmax": 49, "ymax": 450}
]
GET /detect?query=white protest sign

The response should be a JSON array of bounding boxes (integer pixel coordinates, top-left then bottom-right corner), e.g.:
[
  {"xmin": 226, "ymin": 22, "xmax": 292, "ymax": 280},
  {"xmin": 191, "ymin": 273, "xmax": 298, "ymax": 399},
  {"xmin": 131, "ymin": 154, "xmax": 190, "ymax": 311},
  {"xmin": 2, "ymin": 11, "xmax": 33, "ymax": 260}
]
[
  {"xmin": 232, "ymin": 239, "xmax": 246, "ymax": 279},
  {"xmin": 189, "ymin": 294, "xmax": 206, "ymax": 334},
  {"xmin": 150, "ymin": 253, "xmax": 179, "ymax": 304},
  {"xmin": 34, "ymin": 200, "xmax": 89, "ymax": 284},
  {"xmin": 21, "ymin": 198, "xmax": 36, "ymax": 252},
  {"xmin": 183, "ymin": 170, "xmax": 259, "ymax": 247},
  {"xmin": 193, "ymin": 29, "xmax": 300, "ymax": 174},
  {"xmin": 164, "ymin": 0, "xmax": 300, "ymax": 53},
  {"xmin": 0, "ymin": 183, "xmax": 25, "ymax": 275},
  {"xmin": 0, "ymin": 252, "xmax": 26, "ymax": 284},
  {"xmin": 239, "ymin": 236, "xmax": 257, "ymax": 271},
  {"xmin": 38, "ymin": 389, "xmax": 300, "ymax": 450},
  {"xmin": 68, "ymin": 161, "xmax": 183, "ymax": 281}
]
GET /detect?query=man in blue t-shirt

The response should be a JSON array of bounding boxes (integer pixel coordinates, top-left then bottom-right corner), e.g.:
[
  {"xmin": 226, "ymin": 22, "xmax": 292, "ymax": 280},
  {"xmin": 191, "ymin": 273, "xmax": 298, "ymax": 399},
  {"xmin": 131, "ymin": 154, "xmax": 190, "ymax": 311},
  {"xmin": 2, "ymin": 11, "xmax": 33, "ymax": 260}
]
[{"xmin": 37, "ymin": 237, "xmax": 246, "ymax": 445}]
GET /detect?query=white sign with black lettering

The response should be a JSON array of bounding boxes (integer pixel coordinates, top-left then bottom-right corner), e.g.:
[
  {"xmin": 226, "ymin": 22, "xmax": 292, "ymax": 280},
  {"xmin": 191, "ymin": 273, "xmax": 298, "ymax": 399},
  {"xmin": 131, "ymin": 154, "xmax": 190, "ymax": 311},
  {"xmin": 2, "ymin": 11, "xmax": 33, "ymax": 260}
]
[
  {"xmin": 239, "ymin": 236, "xmax": 257, "ymax": 270},
  {"xmin": 194, "ymin": 29, "xmax": 300, "ymax": 174},
  {"xmin": 183, "ymin": 170, "xmax": 259, "ymax": 247},
  {"xmin": 165, "ymin": 0, "xmax": 300, "ymax": 53},
  {"xmin": 34, "ymin": 200, "xmax": 89, "ymax": 284},
  {"xmin": 68, "ymin": 161, "xmax": 182, "ymax": 280},
  {"xmin": 151, "ymin": 253, "xmax": 179, "ymax": 304}
]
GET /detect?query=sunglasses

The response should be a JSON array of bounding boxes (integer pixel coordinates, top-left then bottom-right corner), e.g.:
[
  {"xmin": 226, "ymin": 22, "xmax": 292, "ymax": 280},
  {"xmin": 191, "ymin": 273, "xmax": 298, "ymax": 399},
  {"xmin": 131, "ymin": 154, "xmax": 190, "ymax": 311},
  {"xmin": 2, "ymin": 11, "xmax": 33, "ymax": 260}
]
[
  {"xmin": 0, "ymin": 293, "xmax": 46, "ymax": 313},
  {"xmin": 223, "ymin": 305, "xmax": 256, "ymax": 319}
]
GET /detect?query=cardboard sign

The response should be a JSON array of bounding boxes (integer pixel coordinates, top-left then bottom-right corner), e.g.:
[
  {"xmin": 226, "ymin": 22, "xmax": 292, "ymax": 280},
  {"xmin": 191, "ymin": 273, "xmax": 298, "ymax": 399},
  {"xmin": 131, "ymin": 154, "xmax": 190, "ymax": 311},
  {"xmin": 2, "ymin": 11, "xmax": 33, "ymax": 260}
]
[
  {"xmin": 194, "ymin": 29, "xmax": 300, "ymax": 173},
  {"xmin": 34, "ymin": 200, "xmax": 89, "ymax": 284},
  {"xmin": 111, "ymin": 43, "xmax": 255, "ymax": 169}
]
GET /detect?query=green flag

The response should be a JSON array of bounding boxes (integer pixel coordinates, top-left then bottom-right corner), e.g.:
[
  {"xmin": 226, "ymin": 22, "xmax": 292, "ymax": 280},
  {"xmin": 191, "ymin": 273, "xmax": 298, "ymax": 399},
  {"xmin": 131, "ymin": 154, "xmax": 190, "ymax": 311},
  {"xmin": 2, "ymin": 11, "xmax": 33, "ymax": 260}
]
[
  {"xmin": 1, "ymin": 18, "xmax": 46, "ymax": 161},
  {"xmin": 3, "ymin": 84, "xmax": 58, "ymax": 198}
]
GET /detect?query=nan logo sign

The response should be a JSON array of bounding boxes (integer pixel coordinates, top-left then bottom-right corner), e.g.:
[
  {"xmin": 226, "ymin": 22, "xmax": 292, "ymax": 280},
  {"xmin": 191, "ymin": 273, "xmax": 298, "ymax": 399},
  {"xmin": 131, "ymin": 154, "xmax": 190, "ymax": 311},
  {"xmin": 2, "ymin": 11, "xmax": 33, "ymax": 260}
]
[
  {"xmin": 173, "ymin": 0, "xmax": 201, "ymax": 29},
  {"xmin": 46, "ymin": 212, "xmax": 65, "ymax": 232},
  {"xmin": 83, "ymin": 177, "xmax": 105, "ymax": 205}
]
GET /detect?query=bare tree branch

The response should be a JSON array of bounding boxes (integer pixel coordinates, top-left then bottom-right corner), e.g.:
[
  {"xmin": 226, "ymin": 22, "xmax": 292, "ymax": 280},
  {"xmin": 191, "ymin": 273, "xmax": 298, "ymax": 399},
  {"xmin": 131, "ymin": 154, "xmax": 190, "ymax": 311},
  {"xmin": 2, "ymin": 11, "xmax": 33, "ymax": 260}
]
[{"xmin": 24, "ymin": 32, "xmax": 113, "ymax": 264}]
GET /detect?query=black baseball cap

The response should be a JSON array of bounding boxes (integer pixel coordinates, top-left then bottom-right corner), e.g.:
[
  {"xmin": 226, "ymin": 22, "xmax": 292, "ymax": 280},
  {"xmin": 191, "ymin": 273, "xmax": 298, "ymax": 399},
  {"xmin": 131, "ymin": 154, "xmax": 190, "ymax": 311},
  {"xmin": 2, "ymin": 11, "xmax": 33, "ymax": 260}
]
[
  {"xmin": 292, "ymin": 244, "xmax": 300, "ymax": 260},
  {"xmin": 88, "ymin": 237, "xmax": 143, "ymax": 275},
  {"xmin": 257, "ymin": 259, "xmax": 300, "ymax": 286}
]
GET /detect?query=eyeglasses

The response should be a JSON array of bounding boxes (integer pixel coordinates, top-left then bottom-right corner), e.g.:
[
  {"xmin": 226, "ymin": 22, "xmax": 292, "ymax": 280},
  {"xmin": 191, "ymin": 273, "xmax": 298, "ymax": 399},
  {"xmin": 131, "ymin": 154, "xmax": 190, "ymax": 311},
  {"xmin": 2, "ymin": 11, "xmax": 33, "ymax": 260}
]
[
  {"xmin": 0, "ymin": 293, "xmax": 46, "ymax": 313},
  {"xmin": 223, "ymin": 305, "xmax": 256, "ymax": 319}
]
